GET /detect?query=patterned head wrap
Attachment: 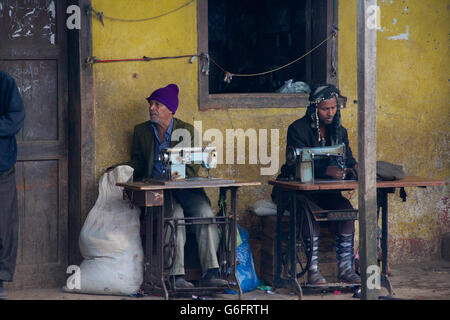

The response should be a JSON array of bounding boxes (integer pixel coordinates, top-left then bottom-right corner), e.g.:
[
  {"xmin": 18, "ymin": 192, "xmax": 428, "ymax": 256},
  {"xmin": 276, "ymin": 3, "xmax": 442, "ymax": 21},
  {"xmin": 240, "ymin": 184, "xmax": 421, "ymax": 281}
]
[{"xmin": 306, "ymin": 84, "xmax": 346, "ymax": 146}]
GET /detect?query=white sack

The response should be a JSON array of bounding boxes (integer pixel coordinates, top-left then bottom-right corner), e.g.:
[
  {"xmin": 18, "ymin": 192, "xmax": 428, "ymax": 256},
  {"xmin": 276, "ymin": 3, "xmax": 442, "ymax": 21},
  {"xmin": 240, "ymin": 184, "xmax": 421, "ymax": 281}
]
[{"xmin": 64, "ymin": 165, "xmax": 143, "ymax": 296}]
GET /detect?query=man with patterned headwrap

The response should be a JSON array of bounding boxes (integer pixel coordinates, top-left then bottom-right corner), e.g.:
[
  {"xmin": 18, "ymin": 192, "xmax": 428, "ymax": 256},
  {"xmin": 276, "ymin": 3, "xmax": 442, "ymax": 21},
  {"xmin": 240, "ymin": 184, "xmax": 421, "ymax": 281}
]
[{"xmin": 272, "ymin": 84, "xmax": 360, "ymax": 285}]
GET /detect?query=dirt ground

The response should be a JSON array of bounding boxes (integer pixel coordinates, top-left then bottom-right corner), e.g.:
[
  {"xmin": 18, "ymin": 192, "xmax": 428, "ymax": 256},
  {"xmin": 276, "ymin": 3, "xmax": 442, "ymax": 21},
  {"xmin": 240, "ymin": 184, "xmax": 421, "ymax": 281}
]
[{"xmin": 4, "ymin": 259, "xmax": 449, "ymax": 301}]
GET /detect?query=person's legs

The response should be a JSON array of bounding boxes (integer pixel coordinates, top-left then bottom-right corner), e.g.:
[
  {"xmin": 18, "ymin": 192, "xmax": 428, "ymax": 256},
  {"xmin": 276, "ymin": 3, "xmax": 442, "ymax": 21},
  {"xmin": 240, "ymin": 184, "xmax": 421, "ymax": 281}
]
[
  {"xmin": 164, "ymin": 199, "xmax": 186, "ymax": 276},
  {"xmin": 318, "ymin": 192, "xmax": 360, "ymax": 283},
  {"xmin": 0, "ymin": 168, "xmax": 19, "ymax": 299},
  {"xmin": 299, "ymin": 195, "xmax": 326, "ymax": 284},
  {"xmin": 180, "ymin": 190, "xmax": 227, "ymax": 286},
  {"xmin": 164, "ymin": 194, "xmax": 194, "ymax": 288}
]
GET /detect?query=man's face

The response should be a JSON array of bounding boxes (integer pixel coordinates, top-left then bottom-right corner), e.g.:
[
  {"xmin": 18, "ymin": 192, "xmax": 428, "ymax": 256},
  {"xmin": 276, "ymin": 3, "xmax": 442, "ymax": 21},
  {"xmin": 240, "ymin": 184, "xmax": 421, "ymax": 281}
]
[
  {"xmin": 317, "ymin": 98, "xmax": 338, "ymax": 125},
  {"xmin": 148, "ymin": 99, "xmax": 173, "ymax": 125}
]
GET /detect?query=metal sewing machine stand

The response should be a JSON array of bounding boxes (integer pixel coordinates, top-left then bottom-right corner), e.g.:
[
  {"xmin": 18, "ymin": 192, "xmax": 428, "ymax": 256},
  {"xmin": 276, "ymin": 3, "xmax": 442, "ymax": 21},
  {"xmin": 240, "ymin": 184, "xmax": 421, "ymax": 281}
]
[
  {"xmin": 272, "ymin": 144, "xmax": 361, "ymax": 299},
  {"xmin": 119, "ymin": 146, "xmax": 261, "ymax": 299},
  {"xmin": 272, "ymin": 186, "xmax": 361, "ymax": 299}
]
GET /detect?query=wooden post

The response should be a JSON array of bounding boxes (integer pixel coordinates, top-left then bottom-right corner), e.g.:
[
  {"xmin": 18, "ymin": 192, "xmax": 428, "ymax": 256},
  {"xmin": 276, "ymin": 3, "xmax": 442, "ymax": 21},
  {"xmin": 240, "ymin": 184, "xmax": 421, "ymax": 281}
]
[{"xmin": 357, "ymin": 0, "xmax": 379, "ymax": 300}]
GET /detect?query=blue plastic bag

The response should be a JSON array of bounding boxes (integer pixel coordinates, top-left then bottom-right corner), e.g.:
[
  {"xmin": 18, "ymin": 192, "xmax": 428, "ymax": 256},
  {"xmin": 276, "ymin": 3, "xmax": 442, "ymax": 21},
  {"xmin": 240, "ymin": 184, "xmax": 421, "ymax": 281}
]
[{"xmin": 224, "ymin": 225, "xmax": 259, "ymax": 294}]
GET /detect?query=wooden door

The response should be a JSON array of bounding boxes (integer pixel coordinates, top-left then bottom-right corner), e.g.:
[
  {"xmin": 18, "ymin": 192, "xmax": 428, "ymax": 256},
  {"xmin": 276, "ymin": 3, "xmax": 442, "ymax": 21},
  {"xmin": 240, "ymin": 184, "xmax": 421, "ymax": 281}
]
[{"xmin": 0, "ymin": 0, "xmax": 68, "ymax": 289}]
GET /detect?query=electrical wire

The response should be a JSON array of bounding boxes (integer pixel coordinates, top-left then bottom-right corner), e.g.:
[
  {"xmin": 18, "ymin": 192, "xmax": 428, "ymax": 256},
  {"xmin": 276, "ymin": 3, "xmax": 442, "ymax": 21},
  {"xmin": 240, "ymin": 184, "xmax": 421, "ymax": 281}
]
[{"xmin": 89, "ymin": 0, "xmax": 194, "ymax": 24}]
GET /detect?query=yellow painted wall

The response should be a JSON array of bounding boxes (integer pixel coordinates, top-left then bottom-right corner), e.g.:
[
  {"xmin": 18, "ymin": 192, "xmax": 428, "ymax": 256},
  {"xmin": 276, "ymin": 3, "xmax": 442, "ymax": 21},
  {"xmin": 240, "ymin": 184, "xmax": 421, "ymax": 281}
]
[
  {"xmin": 339, "ymin": 0, "xmax": 449, "ymax": 262},
  {"xmin": 92, "ymin": 0, "xmax": 448, "ymax": 264}
]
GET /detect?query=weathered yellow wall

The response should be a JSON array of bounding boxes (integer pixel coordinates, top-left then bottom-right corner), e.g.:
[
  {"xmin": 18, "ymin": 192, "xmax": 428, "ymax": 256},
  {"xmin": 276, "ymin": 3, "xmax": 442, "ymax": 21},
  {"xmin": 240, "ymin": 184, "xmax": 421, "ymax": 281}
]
[
  {"xmin": 92, "ymin": 0, "xmax": 448, "ymax": 264},
  {"xmin": 339, "ymin": 0, "xmax": 449, "ymax": 263},
  {"xmin": 91, "ymin": 0, "xmax": 299, "ymax": 217}
]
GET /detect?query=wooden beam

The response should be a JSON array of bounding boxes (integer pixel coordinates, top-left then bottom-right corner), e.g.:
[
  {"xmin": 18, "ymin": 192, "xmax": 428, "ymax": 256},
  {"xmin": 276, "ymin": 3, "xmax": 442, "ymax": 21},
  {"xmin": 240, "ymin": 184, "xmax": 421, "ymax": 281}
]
[
  {"xmin": 357, "ymin": 0, "xmax": 379, "ymax": 300},
  {"xmin": 67, "ymin": 0, "xmax": 95, "ymax": 266}
]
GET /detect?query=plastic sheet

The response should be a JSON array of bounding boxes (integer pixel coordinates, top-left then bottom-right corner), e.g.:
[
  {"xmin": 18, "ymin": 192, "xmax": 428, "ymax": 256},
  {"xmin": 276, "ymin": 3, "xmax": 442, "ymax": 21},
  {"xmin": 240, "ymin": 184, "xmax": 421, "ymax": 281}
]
[{"xmin": 224, "ymin": 225, "xmax": 259, "ymax": 294}]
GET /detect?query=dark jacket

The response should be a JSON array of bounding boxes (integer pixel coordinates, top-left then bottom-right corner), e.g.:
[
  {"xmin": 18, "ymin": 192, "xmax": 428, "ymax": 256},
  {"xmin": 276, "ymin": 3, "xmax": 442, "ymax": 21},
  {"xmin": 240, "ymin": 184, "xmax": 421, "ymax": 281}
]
[
  {"xmin": 126, "ymin": 117, "xmax": 208, "ymax": 205},
  {"xmin": 284, "ymin": 116, "xmax": 357, "ymax": 179},
  {"xmin": 127, "ymin": 117, "xmax": 201, "ymax": 180},
  {"xmin": 0, "ymin": 71, "xmax": 25, "ymax": 175},
  {"xmin": 271, "ymin": 115, "xmax": 356, "ymax": 202}
]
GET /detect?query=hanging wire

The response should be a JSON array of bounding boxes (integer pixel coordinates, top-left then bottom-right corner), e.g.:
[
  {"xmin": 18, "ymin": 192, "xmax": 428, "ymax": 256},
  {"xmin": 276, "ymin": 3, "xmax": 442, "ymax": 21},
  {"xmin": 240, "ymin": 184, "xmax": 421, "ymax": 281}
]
[
  {"xmin": 84, "ymin": 31, "xmax": 336, "ymax": 85},
  {"xmin": 209, "ymin": 31, "xmax": 336, "ymax": 82},
  {"xmin": 89, "ymin": 0, "xmax": 195, "ymax": 25},
  {"xmin": 86, "ymin": 54, "xmax": 198, "ymax": 65}
]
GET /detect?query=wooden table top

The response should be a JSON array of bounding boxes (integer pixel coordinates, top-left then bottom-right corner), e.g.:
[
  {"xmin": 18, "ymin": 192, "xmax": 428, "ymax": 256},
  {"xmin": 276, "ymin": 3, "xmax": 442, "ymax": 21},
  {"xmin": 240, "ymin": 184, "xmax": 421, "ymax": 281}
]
[
  {"xmin": 268, "ymin": 176, "xmax": 447, "ymax": 191},
  {"xmin": 117, "ymin": 178, "xmax": 261, "ymax": 191}
]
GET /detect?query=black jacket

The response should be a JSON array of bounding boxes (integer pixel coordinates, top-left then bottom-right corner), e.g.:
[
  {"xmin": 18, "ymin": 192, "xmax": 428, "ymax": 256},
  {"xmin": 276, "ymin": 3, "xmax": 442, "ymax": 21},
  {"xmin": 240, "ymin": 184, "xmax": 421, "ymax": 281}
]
[
  {"xmin": 126, "ymin": 117, "xmax": 209, "ymax": 206},
  {"xmin": 271, "ymin": 115, "xmax": 356, "ymax": 202},
  {"xmin": 0, "ymin": 71, "xmax": 25, "ymax": 175},
  {"xmin": 283, "ymin": 116, "xmax": 357, "ymax": 179},
  {"xmin": 127, "ymin": 118, "xmax": 200, "ymax": 180}
]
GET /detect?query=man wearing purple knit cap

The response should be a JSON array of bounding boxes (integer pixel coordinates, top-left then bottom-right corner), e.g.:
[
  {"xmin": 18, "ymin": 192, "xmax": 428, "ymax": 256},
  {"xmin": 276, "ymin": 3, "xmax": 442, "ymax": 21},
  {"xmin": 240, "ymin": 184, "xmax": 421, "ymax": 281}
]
[{"xmin": 127, "ymin": 84, "xmax": 227, "ymax": 289}]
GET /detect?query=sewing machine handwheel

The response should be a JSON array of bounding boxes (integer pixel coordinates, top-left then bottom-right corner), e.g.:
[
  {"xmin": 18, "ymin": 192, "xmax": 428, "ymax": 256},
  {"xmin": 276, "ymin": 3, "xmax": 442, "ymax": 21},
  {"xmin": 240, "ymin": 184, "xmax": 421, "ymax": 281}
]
[{"xmin": 286, "ymin": 146, "xmax": 297, "ymax": 166}]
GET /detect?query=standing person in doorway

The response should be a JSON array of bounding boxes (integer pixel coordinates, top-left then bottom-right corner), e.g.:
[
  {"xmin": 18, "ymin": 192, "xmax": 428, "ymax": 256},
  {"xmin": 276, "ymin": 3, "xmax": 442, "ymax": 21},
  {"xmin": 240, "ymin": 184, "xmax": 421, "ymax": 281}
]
[{"xmin": 0, "ymin": 71, "xmax": 26, "ymax": 299}]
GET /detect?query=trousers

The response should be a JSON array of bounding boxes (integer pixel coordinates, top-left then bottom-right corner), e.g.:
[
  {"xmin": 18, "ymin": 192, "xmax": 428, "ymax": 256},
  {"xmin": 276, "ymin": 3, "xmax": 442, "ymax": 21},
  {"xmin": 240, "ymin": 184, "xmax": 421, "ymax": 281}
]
[
  {"xmin": 300, "ymin": 191, "xmax": 355, "ymax": 236},
  {"xmin": 164, "ymin": 190, "xmax": 219, "ymax": 276},
  {"xmin": 0, "ymin": 167, "xmax": 19, "ymax": 282}
]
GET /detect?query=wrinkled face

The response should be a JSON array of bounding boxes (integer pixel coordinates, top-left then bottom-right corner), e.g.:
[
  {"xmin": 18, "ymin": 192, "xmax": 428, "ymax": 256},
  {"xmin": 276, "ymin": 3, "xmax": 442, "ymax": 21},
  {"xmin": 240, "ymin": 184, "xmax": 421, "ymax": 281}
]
[
  {"xmin": 148, "ymin": 99, "xmax": 173, "ymax": 125},
  {"xmin": 317, "ymin": 98, "xmax": 338, "ymax": 125}
]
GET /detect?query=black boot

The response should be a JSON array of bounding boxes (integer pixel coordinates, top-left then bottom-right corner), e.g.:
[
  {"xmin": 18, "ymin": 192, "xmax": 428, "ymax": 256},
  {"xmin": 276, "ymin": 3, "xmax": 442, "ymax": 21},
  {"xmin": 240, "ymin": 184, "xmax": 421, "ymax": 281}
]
[
  {"xmin": 202, "ymin": 268, "xmax": 228, "ymax": 287},
  {"xmin": 336, "ymin": 233, "xmax": 361, "ymax": 284},
  {"xmin": 171, "ymin": 275, "xmax": 195, "ymax": 289},
  {"xmin": 305, "ymin": 236, "xmax": 327, "ymax": 284}
]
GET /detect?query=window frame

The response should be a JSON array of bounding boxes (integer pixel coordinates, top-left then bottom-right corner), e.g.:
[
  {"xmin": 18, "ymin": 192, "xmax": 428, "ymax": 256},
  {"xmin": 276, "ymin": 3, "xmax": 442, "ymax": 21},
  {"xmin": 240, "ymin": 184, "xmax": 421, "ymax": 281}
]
[{"xmin": 197, "ymin": 0, "xmax": 339, "ymax": 110}]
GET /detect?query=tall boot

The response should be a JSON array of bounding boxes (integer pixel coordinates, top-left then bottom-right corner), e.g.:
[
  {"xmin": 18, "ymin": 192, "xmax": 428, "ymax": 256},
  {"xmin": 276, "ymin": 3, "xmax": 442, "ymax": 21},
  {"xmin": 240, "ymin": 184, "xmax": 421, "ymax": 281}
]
[
  {"xmin": 336, "ymin": 233, "xmax": 361, "ymax": 284},
  {"xmin": 305, "ymin": 236, "xmax": 327, "ymax": 284}
]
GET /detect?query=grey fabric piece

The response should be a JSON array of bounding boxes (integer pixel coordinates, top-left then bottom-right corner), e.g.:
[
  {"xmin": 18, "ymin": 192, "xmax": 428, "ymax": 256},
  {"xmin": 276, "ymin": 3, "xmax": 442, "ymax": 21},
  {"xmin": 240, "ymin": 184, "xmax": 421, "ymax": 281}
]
[
  {"xmin": 376, "ymin": 161, "xmax": 405, "ymax": 181},
  {"xmin": 164, "ymin": 191, "xmax": 219, "ymax": 276},
  {"xmin": 0, "ymin": 167, "xmax": 19, "ymax": 282}
]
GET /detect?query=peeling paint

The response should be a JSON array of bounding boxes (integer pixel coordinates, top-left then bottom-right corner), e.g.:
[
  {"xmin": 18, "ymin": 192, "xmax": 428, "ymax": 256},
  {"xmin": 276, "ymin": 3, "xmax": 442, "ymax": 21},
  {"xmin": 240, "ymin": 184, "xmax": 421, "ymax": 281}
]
[
  {"xmin": 387, "ymin": 25, "xmax": 409, "ymax": 40},
  {"xmin": 340, "ymin": 0, "xmax": 448, "ymax": 264}
]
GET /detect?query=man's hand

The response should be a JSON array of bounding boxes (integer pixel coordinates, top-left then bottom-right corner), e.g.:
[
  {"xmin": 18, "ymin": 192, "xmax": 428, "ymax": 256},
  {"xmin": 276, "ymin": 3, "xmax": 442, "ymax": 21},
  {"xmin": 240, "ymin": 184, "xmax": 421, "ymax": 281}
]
[{"xmin": 325, "ymin": 166, "xmax": 346, "ymax": 179}]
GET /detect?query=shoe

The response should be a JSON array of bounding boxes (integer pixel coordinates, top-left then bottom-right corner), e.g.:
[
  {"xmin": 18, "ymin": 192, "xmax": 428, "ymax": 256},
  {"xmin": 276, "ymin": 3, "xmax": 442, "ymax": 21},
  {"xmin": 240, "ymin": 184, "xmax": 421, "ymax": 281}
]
[
  {"xmin": 305, "ymin": 236, "xmax": 327, "ymax": 285},
  {"xmin": 307, "ymin": 269, "xmax": 327, "ymax": 285},
  {"xmin": 202, "ymin": 269, "xmax": 228, "ymax": 287},
  {"xmin": 171, "ymin": 275, "xmax": 195, "ymax": 289},
  {"xmin": 0, "ymin": 281, "xmax": 6, "ymax": 300},
  {"xmin": 338, "ymin": 270, "xmax": 361, "ymax": 284},
  {"xmin": 336, "ymin": 233, "xmax": 361, "ymax": 284}
]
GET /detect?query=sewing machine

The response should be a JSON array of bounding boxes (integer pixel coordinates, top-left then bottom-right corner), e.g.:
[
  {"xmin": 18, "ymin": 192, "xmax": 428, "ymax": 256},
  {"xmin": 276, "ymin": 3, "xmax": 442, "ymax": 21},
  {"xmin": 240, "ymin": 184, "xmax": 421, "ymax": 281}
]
[
  {"xmin": 158, "ymin": 146, "xmax": 217, "ymax": 180},
  {"xmin": 285, "ymin": 143, "xmax": 346, "ymax": 183}
]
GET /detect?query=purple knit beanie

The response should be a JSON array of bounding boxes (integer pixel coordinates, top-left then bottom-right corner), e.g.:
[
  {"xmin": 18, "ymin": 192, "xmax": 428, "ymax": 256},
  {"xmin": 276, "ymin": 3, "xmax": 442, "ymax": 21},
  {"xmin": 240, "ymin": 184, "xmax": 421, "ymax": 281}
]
[{"xmin": 146, "ymin": 84, "xmax": 179, "ymax": 114}]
